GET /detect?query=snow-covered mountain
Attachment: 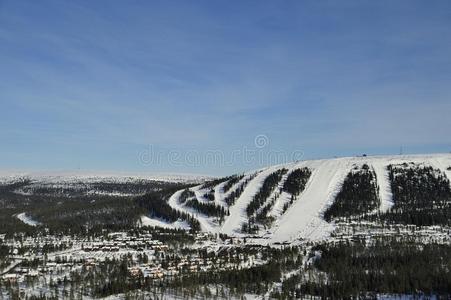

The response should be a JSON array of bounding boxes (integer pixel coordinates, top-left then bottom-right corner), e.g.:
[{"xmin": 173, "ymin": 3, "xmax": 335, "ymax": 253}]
[
  {"xmin": 0, "ymin": 171, "xmax": 211, "ymax": 197},
  {"xmin": 0, "ymin": 171, "xmax": 211, "ymax": 185},
  {"xmin": 156, "ymin": 153, "xmax": 451, "ymax": 243}
]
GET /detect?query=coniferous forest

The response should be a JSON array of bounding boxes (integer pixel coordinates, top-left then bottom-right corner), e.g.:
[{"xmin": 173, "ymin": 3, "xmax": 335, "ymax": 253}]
[
  {"xmin": 324, "ymin": 164, "xmax": 380, "ymax": 222},
  {"xmin": 222, "ymin": 174, "xmax": 245, "ymax": 193},
  {"xmin": 1, "ymin": 160, "xmax": 451, "ymax": 299},
  {"xmin": 223, "ymin": 173, "xmax": 258, "ymax": 206},
  {"xmin": 246, "ymin": 169, "xmax": 288, "ymax": 217},
  {"xmin": 379, "ymin": 163, "xmax": 451, "ymax": 226},
  {"xmin": 277, "ymin": 238, "xmax": 451, "ymax": 299},
  {"xmin": 281, "ymin": 167, "xmax": 312, "ymax": 213},
  {"xmin": 185, "ymin": 198, "xmax": 228, "ymax": 219}
]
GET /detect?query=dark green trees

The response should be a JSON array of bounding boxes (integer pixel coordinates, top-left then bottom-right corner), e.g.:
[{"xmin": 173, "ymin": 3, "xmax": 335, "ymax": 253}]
[
  {"xmin": 281, "ymin": 167, "xmax": 312, "ymax": 214},
  {"xmin": 246, "ymin": 169, "xmax": 288, "ymax": 217},
  {"xmin": 382, "ymin": 163, "xmax": 451, "ymax": 226},
  {"xmin": 324, "ymin": 164, "xmax": 380, "ymax": 222}
]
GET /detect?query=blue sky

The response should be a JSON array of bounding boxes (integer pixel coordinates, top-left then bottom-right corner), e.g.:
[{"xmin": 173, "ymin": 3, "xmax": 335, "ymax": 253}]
[{"xmin": 1, "ymin": 1, "xmax": 450, "ymax": 175}]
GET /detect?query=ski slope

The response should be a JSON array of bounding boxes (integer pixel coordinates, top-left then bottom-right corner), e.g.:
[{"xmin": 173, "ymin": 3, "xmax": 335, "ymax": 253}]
[
  {"xmin": 220, "ymin": 164, "xmax": 295, "ymax": 236},
  {"xmin": 270, "ymin": 158, "xmax": 350, "ymax": 243},
  {"xmin": 159, "ymin": 153, "xmax": 451, "ymax": 243}
]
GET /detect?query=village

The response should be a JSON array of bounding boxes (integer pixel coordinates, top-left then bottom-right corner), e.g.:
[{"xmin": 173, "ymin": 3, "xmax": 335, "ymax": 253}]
[
  {"xmin": 331, "ymin": 222, "xmax": 451, "ymax": 244},
  {"xmin": 0, "ymin": 229, "xmax": 265, "ymax": 296}
]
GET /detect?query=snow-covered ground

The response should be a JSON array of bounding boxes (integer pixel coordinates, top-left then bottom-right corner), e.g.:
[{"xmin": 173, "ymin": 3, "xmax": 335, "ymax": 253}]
[
  {"xmin": 220, "ymin": 163, "xmax": 295, "ymax": 236},
  {"xmin": 167, "ymin": 189, "xmax": 220, "ymax": 232},
  {"xmin": 139, "ymin": 215, "xmax": 190, "ymax": 230},
  {"xmin": 270, "ymin": 158, "xmax": 349, "ymax": 243},
  {"xmin": 8, "ymin": 154, "xmax": 451, "ymax": 243},
  {"xmin": 372, "ymin": 162, "xmax": 393, "ymax": 212},
  {"xmin": 16, "ymin": 212, "xmax": 41, "ymax": 226},
  {"xmin": 166, "ymin": 153, "xmax": 451, "ymax": 243},
  {"xmin": 0, "ymin": 171, "xmax": 211, "ymax": 185}
]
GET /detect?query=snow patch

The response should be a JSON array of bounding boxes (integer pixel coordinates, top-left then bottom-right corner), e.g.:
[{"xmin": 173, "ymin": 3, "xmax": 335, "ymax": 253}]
[
  {"xmin": 16, "ymin": 213, "xmax": 41, "ymax": 227},
  {"xmin": 139, "ymin": 216, "xmax": 190, "ymax": 230}
]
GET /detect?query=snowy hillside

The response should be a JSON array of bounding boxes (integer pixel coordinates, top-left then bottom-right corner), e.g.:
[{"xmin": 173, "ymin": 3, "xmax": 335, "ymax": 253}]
[
  {"xmin": 153, "ymin": 153, "xmax": 451, "ymax": 243},
  {"xmin": 0, "ymin": 171, "xmax": 210, "ymax": 197},
  {"xmin": 0, "ymin": 171, "xmax": 211, "ymax": 185}
]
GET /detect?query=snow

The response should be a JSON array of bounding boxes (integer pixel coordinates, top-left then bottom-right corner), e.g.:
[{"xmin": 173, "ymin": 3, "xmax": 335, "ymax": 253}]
[
  {"xmin": 427, "ymin": 155, "xmax": 451, "ymax": 181},
  {"xmin": 87, "ymin": 191, "xmax": 138, "ymax": 197},
  {"xmin": 220, "ymin": 163, "xmax": 295, "ymax": 236},
  {"xmin": 213, "ymin": 180, "xmax": 230, "ymax": 207},
  {"xmin": 0, "ymin": 171, "xmax": 211, "ymax": 185},
  {"xmin": 270, "ymin": 158, "xmax": 349, "ymax": 243},
  {"xmin": 16, "ymin": 213, "xmax": 41, "ymax": 227},
  {"xmin": 168, "ymin": 189, "xmax": 219, "ymax": 233},
  {"xmin": 267, "ymin": 168, "xmax": 297, "ymax": 220},
  {"xmin": 216, "ymin": 173, "xmax": 256, "ymax": 208},
  {"xmin": 372, "ymin": 162, "xmax": 393, "ymax": 212},
  {"xmin": 192, "ymin": 186, "xmax": 215, "ymax": 204},
  {"xmin": 12, "ymin": 154, "xmax": 448, "ymax": 242},
  {"xmin": 139, "ymin": 215, "xmax": 190, "ymax": 230},
  {"xmin": 164, "ymin": 153, "xmax": 451, "ymax": 244}
]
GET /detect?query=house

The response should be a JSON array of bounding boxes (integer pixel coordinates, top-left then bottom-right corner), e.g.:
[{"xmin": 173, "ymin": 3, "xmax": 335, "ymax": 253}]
[
  {"xmin": 3, "ymin": 273, "xmax": 20, "ymax": 283},
  {"xmin": 128, "ymin": 267, "xmax": 141, "ymax": 277}
]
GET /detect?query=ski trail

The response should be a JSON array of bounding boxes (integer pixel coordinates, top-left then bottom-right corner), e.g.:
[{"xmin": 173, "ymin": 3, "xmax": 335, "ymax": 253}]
[
  {"xmin": 270, "ymin": 159, "xmax": 350, "ymax": 243},
  {"xmin": 168, "ymin": 189, "xmax": 219, "ymax": 233},
  {"xmin": 372, "ymin": 161, "xmax": 393, "ymax": 212},
  {"xmin": 266, "ymin": 167, "xmax": 298, "ymax": 220},
  {"xmin": 220, "ymin": 166, "xmax": 285, "ymax": 236}
]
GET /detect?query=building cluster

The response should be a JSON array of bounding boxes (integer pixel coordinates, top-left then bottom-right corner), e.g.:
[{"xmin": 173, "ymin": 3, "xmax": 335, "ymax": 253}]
[
  {"xmin": 0, "ymin": 231, "xmax": 170, "ymax": 284},
  {"xmin": 331, "ymin": 223, "xmax": 451, "ymax": 244},
  {"xmin": 82, "ymin": 232, "xmax": 168, "ymax": 252},
  {"xmin": 128, "ymin": 254, "xmax": 255, "ymax": 280}
]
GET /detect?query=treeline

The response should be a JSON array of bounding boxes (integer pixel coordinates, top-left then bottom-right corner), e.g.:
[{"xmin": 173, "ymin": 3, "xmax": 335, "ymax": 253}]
[
  {"xmin": 201, "ymin": 176, "xmax": 234, "ymax": 190},
  {"xmin": 135, "ymin": 189, "xmax": 201, "ymax": 232},
  {"xmin": 224, "ymin": 173, "xmax": 258, "ymax": 206},
  {"xmin": 202, "ymin": 189, "xmax": 215, "ymax": 201},
  {"xmin": 277, "ymin": 239, "xmax": 451, "ymax": 298},
  {"xmin": 282, "ymin": 168, "xmax": 311, "ymax": 196},
  {"xmin": 281, "ymin": 168, "xmax": 311, "ymax": 214},
  {"xmin": 222, "ymin": 174, "xmax": 245, "ymax": 193},
  {"xmin": 246, "ymin": 169, "xmax": 288, "ymax": 217},
  {"xmin": 168, "ymin": 262, "xmax": 281, "ymax": 295},
  {"xmin": 254, "ymin": 168, "xmax": 311, "ymax": 227},
  {"xmin": 88, "ymin": 257, "xmax": 142, "ymax": 297},
  {"xmin": 31, "ymin": 195, "xmax": 143, "ymax": 235},
  {"xmin": 14, "ymin": 179, "xmax": 181, "ymax": 197},
  {"xmin": 0, "ymin": 181, "xmax": 41, "ymax": 236},
  {"xmin": 377, "ymin": 164, "xmax": 451, "ymax": 226},
  {"xmin": 0, "ymin": 178, "xmax": 31, "ymax": 194},
  {"xmin": 0, "ymin": 183, "xmax": 143, "ymax": 236},
  {"xmin": 324, "ymin": 164, "xmax": 380, "ymax": 222},
  {"xmin": 88, "ymin": 246, "xmax": 301, "ymax": 298},
  {"xmin": 179, "ymin": 189, "xmax": 195, "ymax": 204},
  {"xmin": 0, "ymin": 179, "xmax": 197, "ymax": 237},
  {"xmin": 185, "ymin": 199, "xmax": 229, "ymax": 220},
  {"xmin": 242, "ymin": 169, "xmax": 288, "ymax": 233},
  {"xmin": 0, "ymin": 243, "xmax": 11, "ymax": 270},
  {"xmin": 254, "ymin": 197, "xmax": 278, "ymax": 227}
]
